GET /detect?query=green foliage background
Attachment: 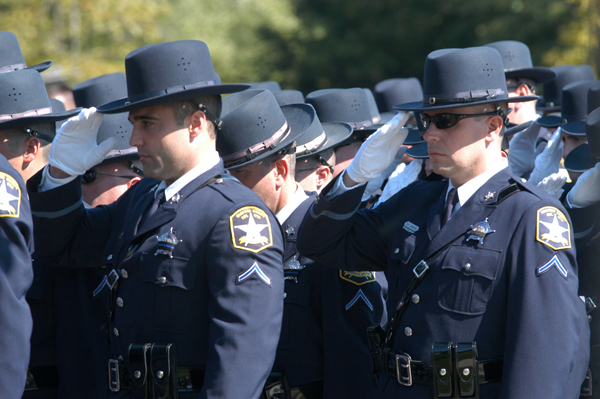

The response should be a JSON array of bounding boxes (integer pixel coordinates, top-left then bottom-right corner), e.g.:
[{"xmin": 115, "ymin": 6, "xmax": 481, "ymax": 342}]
[{"xmin": 1, "ymin": 0, "xmax": 597, "ymax": 95}]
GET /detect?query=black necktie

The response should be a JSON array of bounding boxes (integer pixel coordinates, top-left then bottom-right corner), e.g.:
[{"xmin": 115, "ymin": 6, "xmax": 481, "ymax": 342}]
[
  {"xmin": 442, "ymin": 187, "xmax": 458, "ymax": 227},
  {"xmin": 140, "ymin": 188, "xmax": 165, "ymax": 227}
]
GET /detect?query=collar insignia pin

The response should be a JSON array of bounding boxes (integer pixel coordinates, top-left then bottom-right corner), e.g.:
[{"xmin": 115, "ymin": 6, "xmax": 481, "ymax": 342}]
[
  {"xmin": 286, "ymin": 225, "xmax": 295, "ymax": 236},
  {"xmin": 484, "ymin": 191, "xmax": 495, "ymax": 200},
  {"xmin": 155, "ymin": 227, "xmax": 182, "ymax": 257},
  {"xmin": 467, "ymin": 218, "xmax": 496, "ymax": 244},
  {"xmin": 171, "ymin": 193, "xmax": 181, "ymax": 203}
]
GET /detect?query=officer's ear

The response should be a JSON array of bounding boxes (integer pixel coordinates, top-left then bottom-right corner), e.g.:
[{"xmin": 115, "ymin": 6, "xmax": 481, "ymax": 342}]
[
  {"xmin": 315, "ymin": 165, "xmax": 331, "ymax": 190},
  {"xmin": 22, "ymin": 136, "xmax": 41, "ymax": 164},
  {"xmin": 272, "ymin": 157, "xmax": 290, "ymax": 187},
  {"xmin": 188, "ymin": 110, "xmax": 209, "ymax": 140},
  {"xmin": 485, "ymin": 114, "xmax": 503, "ymax": 144}
]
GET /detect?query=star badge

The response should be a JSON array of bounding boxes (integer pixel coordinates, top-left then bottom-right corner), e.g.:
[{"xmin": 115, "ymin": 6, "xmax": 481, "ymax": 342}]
[{"xmin": 484, "ymin": 191, "xmax": 495, "ymax": 200}]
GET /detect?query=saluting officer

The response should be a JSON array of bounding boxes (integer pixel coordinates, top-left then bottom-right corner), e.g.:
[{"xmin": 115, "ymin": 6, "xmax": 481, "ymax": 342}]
[
  {"xmin": 217, "ymin": 89, "xmax": 387, "ymax": 398},
  {"xmin": 27, "ymin": 40, "xmax": 285, "ymax": 399},
  {"xmin": 297, "ymin": 46, "xmax": 590, "ymax": 398}
]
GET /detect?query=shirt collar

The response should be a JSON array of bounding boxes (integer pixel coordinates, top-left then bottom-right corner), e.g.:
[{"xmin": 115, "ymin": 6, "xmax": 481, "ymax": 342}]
[
  {"xmin": 447, "ymin": 157, "xmax": 509, "ymax": 212},
  {"xmin": 276, "ymin": 182, "xmax": 309, "ymax": 225},
  {"xmin": 155, "ymin": 151, "xmax": 220, "ymax": 200}
]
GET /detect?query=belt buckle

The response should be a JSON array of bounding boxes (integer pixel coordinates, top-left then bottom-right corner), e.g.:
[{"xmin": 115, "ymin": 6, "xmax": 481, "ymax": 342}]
[
  {"xmin": 395, "ymin": 353, "xmax": 412, "ymax": 386},
  {"xmin": 413, "ymin": 260, "xmax": 429, "ymax": 278},
  {"xmin": 108, "ymin": 359, "xmax": 120, "ymax": 392}
]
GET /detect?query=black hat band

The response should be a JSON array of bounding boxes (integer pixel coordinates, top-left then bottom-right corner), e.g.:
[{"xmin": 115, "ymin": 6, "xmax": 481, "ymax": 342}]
[
  {"xmin": 296, "ymin": 131, "xmax": 327, "ymax": 157},
  {"xmin": 222, "ymin": 121, "xmax": 291, "ymax": 167},
  {"xmin": 423, "ymin": 88, "xmax": 507, "ymax": 105},
  {"xmin": 0, "ymin": 106, "xmax": 52, "ymax": 121},
  {"xmin": 0, "ymin": 63, "xmax": 26, "ymax": 73},
  {"xmin": 126, "ymin": 80, "xmax": 219, "ymax": 104}
]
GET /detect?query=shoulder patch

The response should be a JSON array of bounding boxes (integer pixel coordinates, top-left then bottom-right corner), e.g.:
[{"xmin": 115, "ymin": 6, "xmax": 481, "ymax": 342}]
[
  {"xmin": 0, "ymin": 172, "xmax": 21, "ymax": 218},
  {"xmin": 536, "ymin": 206, "xmax": 571, "ymax": 250},
  {"xmin": 230, "ymin": 206, "xmax": 273, "ymax": 253},
  {"xmin": 339, "ymin": 270, "xmax": 376, "ymax": 286}
]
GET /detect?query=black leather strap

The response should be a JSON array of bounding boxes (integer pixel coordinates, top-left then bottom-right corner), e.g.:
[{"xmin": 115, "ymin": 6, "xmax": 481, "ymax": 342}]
[{"xmin": 25, "ymin": 366, "xmax": 60, "ymax": 390}]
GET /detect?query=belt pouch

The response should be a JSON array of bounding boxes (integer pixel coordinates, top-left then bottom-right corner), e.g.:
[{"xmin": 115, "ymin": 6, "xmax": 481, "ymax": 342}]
[
  {"xmin": 432, "ymin": 342, "xmax": 453, "ymax": 398},
  {"xmin": 262, "ymin": 372, "xmax": 292, "ymax": 399},
  {"xmin": 150, "ymin": 343, "xmax": 178, "ymax": 399},
  {"xmin": 454, "ymin": 342, "xmax": 478, "ymax": 398},
  {"xmin": 366, "ymin": 324, "xmax": 387, "ymax": 382},
  {"xmin": 128, "ymin": 343, "xmax": 151, "ymax": 399}
]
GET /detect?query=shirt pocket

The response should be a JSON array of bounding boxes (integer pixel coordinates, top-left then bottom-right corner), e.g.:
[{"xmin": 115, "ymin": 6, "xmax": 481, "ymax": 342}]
[
  {"xmin": 278, "ymin": 279, "xmax": 312, "ymax": 350},
  {"xmin": 437, "ymin": 246, "xmax": 501, "ymax": 315},
  {"xmin": 133, "ymin": 253, "xmax": 197, "ymax": 333}
]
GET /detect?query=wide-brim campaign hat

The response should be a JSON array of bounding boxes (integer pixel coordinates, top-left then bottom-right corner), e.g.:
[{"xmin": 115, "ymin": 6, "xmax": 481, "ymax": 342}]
[
  {"xmin": 564, "ymin": 143, "xmax": 594, "ymax": 173},
  {"xmin": 73, "ymin": 72, "xmax": 128, "ymax": 108},
  {"xmin": 537, "ymin": 65, "xmax": 596, "ymax": 112},
  {"xmin": 295, "ymin": 111, "xmax": 353, "ymax": 161},
  {"xmin": 0, "ymin": 69, "xmax": 80, "ymax": 130},
  {"xmin": 217, "ymin": 89, "xmax": 306, "ymax": 169},
  {"xmin": 273, "ymin": 90, "xmax": 305, "ymax": 106},
  {"xmin": 394, "ymin": 47, "xmax": 538, "ymax": 113},
  {"xmin": 97, "ymin": 40, "xmax": 249, "ymax": 114},
  {"xmin": 405, "ymin": 141, "xmax": 429, "ymax": 159},
  {"xmin": 364, "ymin": 88, "xmax": 381, "ymax": 124},
  {"xmin": 247, "ymin": 81, "xmax": 282, "ymax": 92},
  {"xmin": 484, "ymin": 40, "xmax": 556, "ymax": 84},
  {"xmin": 305, "ymin": 88, "xmax": 375, "ymax": 130},
  {"xmin": 96, "ymin": 112, "xmax": 138, "ymax": 167},
  {"xmin": 538, "ymin": 80, "xmax": 598, "ymax": 131},
  {"xmin": 374, "ymin": 77, "xmax": 423, "ymax": 114},
  {"xmin": 403, "ymin": 128, "xmax": 425, "ymax": 145},
  {"xmin": 586, "ymin": 107, "xmax": 600, "ymax": 163},
  {"xmin": 0, "ymin": 31, "xmax": 52, "ymax": 73}
]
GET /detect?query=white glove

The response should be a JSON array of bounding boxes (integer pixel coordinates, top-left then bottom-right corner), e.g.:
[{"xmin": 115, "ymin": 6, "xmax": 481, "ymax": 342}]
[
  {"xmin": 527, "ymin": 128, "xmax": 563, "ymax": 186},
  {"xmin": 361, "ymin": 146, "xmax": 408, "ymax": 201},
  {"xmin": 48, "ymin": 107, "xmax": 117, "ymax": 176},
  {"xmin": 345, "ymin": 112, "xmax": 410, "ymax": 184},
  {"xmin": 508, "ymin": 121, "xmax": 541, "ymax": 177},
  {"xmin": 373, "ymin": 159, "xmax": 422, "ymax": 207},
  {"xmin": 566, "ymin": 162, "xmax": 600, "ymax": 207},
  {"xmin": 536, "ymin": 173, "xmax": 566, "ymax": 199}
]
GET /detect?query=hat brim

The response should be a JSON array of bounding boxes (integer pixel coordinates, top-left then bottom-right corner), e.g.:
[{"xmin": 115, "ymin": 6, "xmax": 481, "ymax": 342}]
[
  {"xmin": 97, "ymin": 83, "xmax": 251, "ymax": 114},
  {"xmin": 297, "ymin": 122, "xmax": 353, "ymax": 160},
  {"xmin": 405, "ymin": 141, "xmax": 429, "ymax": 159},
  {"xmin": 536, "ymin": 115, "xmax": 562, "ymax": 128},
  {"xmin": 504, "ymin": 120, "xmax": 534, "ymax": 138},
  {"xmin": 228, "ymin": 103, "xmax": 309, "ymax": 169},
  {"xmin": 565, "ymin": 143, "xmax": 593, "ymax": 172},
  {"xmin": 27, "ymin": 61, "xmax": 53, "ymax": 73},
  {"xmin": 536, "ymin": 101, "xmax": 561, "ymax": 113},
  {"xmin": 561, "ymin": 120, "xmax": 586, "ymax": 136},
  {"xmin": 505, "ymin": 67, "xmax": 557, "ymax": 84},
  {"xmin": 394, "ymin": 95, "xmax": 539, "ymax": 112},
  {"xmin": 0, "ymin": 107, "xmax": 81, "ymax": 130},
  {"xmin": 403, "ymin": 128, "xmax": 425, "ymax": 145},
  {"xmin": 98, "ymin": 151, "xmax": 140, "ymax": 167}
]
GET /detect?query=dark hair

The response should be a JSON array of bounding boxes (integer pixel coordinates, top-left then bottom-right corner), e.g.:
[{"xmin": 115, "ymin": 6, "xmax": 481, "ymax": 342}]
[{"xmin": 171, "ymin": 95, "xmax": 222, "ymax": 138}]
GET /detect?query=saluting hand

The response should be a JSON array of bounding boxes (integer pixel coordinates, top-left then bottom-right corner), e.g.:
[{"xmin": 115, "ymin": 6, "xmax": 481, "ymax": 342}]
[
  {"xmin": 48, "ymin": 107, "xmax": 117, "ymax": 177},
  {"xmin": 344, "ymin": 111, "xmax": 410, "ymax": 187},
  {"xmin": 567, "ymin": 162, "xmax": 600, "ymax": 208},
  {"xmin": 527, "ymin": 127, "xmax": 563, "ymax": 186}
]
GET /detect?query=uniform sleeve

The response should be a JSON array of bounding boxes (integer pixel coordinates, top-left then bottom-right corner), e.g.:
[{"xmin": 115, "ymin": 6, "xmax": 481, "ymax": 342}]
[
  {"xmin": 500, "ymin": 200, "xmax": 590, "ymax": 398},
  {"xmin": 321, "ymin": 269, "xmax": 387, "ymax": 398},
  {"xmin": 27, "ymin": 169, "xmax": 114, "ymax": 268},
  {"xmin": 297, "ymin": 176, "xmax": 395, "ymax": 272},
  {"xmin": 202, "ymin": 203, "xmax": 284, "ymax": 399},
  {"xmin": 0, "ymin": 168, "xmax": 34, "ymax": 399}
]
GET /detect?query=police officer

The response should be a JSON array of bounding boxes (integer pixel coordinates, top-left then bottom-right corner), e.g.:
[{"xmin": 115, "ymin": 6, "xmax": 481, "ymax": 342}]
[
  {"xmin": 28, "ymin": 40, "xmax": 285, "ymax": 399},
  {"xmin": 297, "ymin": 46, "xmax": 590, "ymax": 398},
  {"xmin": 217, "ymin": 89, "xmax": 387, "ymax": 398}
]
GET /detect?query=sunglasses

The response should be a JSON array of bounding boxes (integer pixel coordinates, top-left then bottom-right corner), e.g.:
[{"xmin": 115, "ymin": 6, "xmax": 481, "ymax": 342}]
[
  {"xmin": 81, "ymin": 170, "xmax": 138, "ymax": 184},
  {"xmin": 416, "ymin": 111, "xmax": 499, "ymax": 131}
]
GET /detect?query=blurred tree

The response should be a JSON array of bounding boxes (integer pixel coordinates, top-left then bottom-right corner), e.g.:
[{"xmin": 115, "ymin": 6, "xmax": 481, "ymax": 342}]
[{"xmin": 0, "ymin": 0, "xmax": 172, "ymax": 85}]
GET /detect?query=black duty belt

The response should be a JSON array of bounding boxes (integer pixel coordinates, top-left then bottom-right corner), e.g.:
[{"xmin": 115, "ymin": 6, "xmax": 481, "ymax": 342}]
[
  {"xmin": 261, "ymin": 372, "xmax": 324, "ymax": 399},
  {"xmin": 107, "ymin": 358, "xmax": 204, "ymax": 393},
  {"xmin": 383, "ymin": 348, "xmax": 502, "ymax": 387},
  {"xmin": 25, "ymin": 365, "xmax": 60, "ymax": 390}
]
